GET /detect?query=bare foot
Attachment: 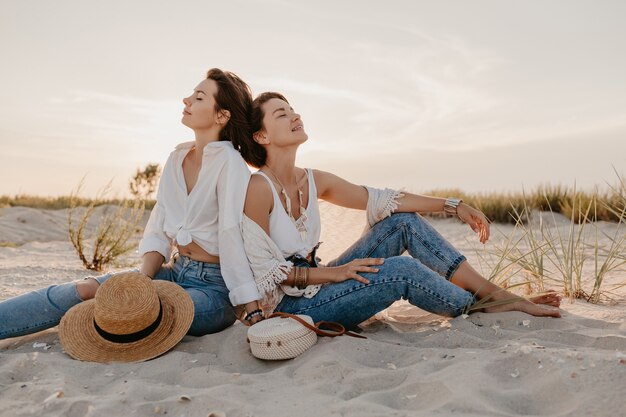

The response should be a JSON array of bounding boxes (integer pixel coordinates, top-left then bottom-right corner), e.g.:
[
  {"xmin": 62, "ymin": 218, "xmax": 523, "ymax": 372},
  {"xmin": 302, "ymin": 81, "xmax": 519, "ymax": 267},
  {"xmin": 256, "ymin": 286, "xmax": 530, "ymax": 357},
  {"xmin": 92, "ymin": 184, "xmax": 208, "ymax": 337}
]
[
  {"xmin": 482, "ymin": 290, "xmax": 561, "ymax": 318},
  {"xmin": 530, "ymin": 291, "xmax": 561, "ymax": 307}
]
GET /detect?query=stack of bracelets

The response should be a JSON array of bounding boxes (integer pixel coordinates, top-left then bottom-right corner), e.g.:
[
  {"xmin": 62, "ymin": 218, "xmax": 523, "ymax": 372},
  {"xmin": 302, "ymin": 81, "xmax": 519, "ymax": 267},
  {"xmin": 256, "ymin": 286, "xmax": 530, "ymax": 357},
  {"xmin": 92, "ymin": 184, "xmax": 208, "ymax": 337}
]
[
  {"xmin": 293, "ymin": 266, "xmax": 310, "ymax": 289},
  {"xmin": 244, "ymin": 264, "xmax": 312, "ymax": 324}
]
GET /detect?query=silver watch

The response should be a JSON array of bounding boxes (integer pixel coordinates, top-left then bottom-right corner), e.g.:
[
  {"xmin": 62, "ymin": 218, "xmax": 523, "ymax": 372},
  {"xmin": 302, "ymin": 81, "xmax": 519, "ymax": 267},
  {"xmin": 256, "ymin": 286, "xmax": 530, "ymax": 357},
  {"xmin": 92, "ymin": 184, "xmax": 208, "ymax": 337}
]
[{"xmin": 444, "ymin": 198, "xmax": 463, "ymax": 216}]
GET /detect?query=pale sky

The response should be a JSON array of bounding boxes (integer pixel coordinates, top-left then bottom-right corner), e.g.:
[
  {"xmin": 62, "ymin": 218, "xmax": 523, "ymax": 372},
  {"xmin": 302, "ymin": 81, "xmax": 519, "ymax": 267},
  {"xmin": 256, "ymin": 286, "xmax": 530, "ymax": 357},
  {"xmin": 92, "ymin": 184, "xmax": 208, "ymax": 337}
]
[{"xmin": 1, "ymin": 0, "xmax": 624, "ymax": 197}]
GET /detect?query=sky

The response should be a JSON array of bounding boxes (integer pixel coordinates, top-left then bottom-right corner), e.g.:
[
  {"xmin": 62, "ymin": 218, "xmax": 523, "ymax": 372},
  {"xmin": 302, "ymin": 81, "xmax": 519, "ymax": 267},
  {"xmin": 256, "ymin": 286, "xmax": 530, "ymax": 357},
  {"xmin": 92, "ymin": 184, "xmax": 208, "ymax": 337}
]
[{"xmin": 1, "ymin": 0, "xmax": 625, "ymax": 197}]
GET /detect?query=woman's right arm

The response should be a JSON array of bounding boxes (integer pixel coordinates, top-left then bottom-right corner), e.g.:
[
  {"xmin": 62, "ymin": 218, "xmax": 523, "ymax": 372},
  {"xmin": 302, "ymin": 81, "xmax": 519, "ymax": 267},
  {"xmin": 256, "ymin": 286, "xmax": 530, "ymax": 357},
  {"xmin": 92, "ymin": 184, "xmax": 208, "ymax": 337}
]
[
  {"xmin": 243, "ymin": 177, "xmax": 382, "ymax": 287},
  {"xmin": 140, "ymin": 251, "xmax": 165, "ymax": 279},
  {"xmin": 137, "ymin": 156, "xmax": 173, "ymax": 278},
  {"xmin": 137, "ymin": 202, "xmax": 168, "ymax": 278}
]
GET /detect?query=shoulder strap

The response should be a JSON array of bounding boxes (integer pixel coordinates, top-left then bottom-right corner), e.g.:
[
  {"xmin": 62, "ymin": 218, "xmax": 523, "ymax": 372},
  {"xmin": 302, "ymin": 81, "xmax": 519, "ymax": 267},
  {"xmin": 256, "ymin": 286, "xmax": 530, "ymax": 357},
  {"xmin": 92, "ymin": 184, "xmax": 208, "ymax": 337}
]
[
  {"xmin": 253, "ymin": 170, "xmax": 274, "ymax": 187},
  {"xmin": 253, "ymin": 170, "xmax": 282, "ymax": 203},
  {"xmin": 268, "ymin": 312, "xmax": 366, "ymax": 339},
  {"xmin": 304, "ymin": 167, "xmax": 318, "ymax": 201}
]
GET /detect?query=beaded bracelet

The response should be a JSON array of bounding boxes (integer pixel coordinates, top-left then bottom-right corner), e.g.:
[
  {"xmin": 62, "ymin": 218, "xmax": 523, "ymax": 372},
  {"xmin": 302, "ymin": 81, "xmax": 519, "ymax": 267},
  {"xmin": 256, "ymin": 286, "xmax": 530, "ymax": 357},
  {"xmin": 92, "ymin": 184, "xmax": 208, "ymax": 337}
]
[{"xmin": 245, "ymin": 309, "xmax": 264, "ymax": 322}]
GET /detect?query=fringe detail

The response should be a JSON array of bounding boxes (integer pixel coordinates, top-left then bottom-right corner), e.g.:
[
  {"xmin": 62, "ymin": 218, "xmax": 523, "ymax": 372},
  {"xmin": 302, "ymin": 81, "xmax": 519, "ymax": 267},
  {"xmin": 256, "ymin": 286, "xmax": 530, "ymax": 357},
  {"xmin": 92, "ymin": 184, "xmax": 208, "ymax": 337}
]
[
  {"xmin": 364, "ymin": 187, "xmax": 405, "ymax": 232},
  {"xmin": 255, "ymin": 261, "xmax": 293, "ymax": 294},
  {"xmin": 378, "ymin": 189, "xmax": 405, "ymax": 222}
]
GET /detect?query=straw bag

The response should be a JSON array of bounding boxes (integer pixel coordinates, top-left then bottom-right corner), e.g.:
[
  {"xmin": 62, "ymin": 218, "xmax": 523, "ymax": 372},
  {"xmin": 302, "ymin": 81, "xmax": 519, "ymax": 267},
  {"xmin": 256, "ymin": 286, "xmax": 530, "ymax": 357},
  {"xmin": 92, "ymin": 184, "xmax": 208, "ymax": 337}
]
[{"xmin": 247, "ymin": 312, "xmax": 365, "ymax": 360}]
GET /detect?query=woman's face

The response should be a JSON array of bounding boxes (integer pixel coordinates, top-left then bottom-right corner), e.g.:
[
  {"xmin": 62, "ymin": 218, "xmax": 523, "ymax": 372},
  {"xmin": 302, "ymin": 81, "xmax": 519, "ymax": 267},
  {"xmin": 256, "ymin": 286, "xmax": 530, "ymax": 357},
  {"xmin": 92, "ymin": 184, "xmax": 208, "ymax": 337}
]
[
  {"xmin": 181, "ymin": 78, "xmax": 221, "ymax": 130},
  {"xmin": 258, "ymin": 98, "xmax": 307, "ymax": 147}
]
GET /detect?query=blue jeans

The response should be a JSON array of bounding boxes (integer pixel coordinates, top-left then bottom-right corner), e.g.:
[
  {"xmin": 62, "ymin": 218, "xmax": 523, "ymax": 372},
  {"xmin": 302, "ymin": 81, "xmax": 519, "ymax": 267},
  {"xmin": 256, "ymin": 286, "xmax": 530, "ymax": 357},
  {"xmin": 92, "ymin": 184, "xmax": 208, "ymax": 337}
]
[
  {"xmin": 0, "ymin": 254, "xmax": 236, "ymax": 339},
  {"xmin": 276, "ymin": 213, "xmax": 475, "ymax": 329}
]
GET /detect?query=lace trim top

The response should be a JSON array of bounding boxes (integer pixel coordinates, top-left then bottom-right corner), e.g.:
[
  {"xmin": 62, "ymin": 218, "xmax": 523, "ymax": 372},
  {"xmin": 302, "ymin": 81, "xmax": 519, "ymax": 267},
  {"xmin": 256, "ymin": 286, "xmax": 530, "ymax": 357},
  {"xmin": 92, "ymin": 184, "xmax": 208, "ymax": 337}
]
[{"xmin": 242, "ymin": 174, "xmax": 403, "ymax": 315}]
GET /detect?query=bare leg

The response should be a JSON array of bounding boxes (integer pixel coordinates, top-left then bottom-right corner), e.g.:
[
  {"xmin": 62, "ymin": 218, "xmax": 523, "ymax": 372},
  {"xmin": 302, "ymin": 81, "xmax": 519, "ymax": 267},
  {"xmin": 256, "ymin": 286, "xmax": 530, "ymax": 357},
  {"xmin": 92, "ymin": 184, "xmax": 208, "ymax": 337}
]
[{"xmin": 450, "ymin": 262, "xmax": 561, "ymax": 318}]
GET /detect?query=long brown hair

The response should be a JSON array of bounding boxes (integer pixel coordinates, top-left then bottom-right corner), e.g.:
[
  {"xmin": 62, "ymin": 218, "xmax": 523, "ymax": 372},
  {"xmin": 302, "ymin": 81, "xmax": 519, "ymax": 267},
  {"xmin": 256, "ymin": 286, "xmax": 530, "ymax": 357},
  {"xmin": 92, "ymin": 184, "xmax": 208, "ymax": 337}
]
[
  {"xmin": 205, "ymin": 68, "xmax": 253, "ymax": 149},
  {"xmin": 239, "ymin": 92, "xmax": 289, "ymax": 168}
]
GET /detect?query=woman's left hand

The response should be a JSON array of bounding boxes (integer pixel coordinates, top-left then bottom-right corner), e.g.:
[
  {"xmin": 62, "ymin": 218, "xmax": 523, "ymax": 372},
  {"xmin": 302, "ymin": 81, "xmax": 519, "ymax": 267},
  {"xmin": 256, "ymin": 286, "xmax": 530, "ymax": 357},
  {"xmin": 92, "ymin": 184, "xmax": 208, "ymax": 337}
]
[{"xmin": 457, "ymin": 203, "xmax": 490, "ymax": 244}]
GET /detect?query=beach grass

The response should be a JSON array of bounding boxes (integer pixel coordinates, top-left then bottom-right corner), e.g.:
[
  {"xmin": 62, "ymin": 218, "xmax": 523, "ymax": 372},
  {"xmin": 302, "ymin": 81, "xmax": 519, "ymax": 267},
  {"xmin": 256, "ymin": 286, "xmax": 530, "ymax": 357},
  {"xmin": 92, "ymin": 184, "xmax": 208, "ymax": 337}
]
[
  {"xmin": 423, "ymin": 183, "xmax": 625, "ymax": 224},
  {"xmin": 487, "ymin": 189, "xmax": 626, "ymax": 304},
  {"xmin": 0, "ymin": 241, "xmax": 20, "ymax": 248},
  {"xmin": 67, "ymin": 181, "xmax": 146, "ymax": 272},
  {"xmin": 0, "ymin": 194, "xmax": 156, "ymax": 210}
]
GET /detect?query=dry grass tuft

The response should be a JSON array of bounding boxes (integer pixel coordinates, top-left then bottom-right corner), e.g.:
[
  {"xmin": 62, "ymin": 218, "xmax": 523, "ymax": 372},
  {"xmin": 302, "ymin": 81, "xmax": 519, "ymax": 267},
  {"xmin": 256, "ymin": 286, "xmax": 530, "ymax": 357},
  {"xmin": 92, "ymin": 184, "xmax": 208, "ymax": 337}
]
[
  {"xmin": 489, "ymin": 185, "xmax": 626, "ymax": 304},
  {"xmin": 67, "ymin": 180, "xmax": 145, "ymax": 272},
  {"xmin": 0, "ymin": 194, "xmax": 155, "ymax": 210},
  {"xmin": 0, "ymin": 241, "xmax": 20, "ymax": 248}
]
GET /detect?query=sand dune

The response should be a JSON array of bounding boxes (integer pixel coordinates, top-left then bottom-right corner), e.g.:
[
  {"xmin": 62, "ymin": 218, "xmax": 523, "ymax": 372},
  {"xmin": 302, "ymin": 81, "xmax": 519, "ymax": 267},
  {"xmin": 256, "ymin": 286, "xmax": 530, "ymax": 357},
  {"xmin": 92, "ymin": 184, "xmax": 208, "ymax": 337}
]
[{"xmin": 0, "ymin": 205, "xmax": 624, "ymax": 417}]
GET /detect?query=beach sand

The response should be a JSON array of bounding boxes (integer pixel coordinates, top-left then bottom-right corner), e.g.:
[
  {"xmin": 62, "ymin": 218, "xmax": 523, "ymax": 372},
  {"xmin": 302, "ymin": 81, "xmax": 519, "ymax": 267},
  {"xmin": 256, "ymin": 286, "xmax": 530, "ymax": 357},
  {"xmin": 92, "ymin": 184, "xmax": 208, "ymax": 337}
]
[{"xmin": 1, "ymin": 204, "xmax": 625, "ymax": 417}]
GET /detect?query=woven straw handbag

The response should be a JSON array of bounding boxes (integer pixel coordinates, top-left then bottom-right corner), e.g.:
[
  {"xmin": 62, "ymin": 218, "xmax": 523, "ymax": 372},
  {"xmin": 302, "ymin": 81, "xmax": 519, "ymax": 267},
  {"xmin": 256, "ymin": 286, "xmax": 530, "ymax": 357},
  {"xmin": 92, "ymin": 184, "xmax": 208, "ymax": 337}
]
[{"xmin": 247, "ymin": 312, "xmax": 366, "ymax": 360}]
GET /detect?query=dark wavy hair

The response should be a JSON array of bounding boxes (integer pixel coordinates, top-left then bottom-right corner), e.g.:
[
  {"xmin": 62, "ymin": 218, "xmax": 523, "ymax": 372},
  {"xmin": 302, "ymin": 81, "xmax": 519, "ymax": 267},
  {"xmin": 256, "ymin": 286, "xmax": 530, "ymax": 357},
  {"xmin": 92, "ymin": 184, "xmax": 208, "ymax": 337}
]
[
  {"xmin": 239, "ymin": 92, "xmax": 289, "ymax": 168},
  {"xmin": 205, "ymin": 68, "xmax": 253, "ymax": 149}
]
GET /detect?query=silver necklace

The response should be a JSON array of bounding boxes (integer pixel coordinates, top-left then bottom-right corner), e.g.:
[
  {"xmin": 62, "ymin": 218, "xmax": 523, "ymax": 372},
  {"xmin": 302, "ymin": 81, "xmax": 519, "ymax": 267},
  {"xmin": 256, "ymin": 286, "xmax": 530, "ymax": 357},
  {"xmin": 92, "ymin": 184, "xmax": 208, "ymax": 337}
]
[{"xmin": 264, "ymin": 166, "xmax": 308, "ymax": 240}]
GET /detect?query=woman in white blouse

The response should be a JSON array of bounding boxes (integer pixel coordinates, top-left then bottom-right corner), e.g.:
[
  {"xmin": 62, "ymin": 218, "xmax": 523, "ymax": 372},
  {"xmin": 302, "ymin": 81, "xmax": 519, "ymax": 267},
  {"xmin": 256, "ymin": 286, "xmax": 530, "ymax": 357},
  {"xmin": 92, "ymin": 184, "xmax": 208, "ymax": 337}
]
[
  {"xmin": 0, "ymin": 69, "xmax": 263, "ymax": 340},
  {"xmin": 238, "ymin": 92, "xmax": 561, "ymax": 329}
]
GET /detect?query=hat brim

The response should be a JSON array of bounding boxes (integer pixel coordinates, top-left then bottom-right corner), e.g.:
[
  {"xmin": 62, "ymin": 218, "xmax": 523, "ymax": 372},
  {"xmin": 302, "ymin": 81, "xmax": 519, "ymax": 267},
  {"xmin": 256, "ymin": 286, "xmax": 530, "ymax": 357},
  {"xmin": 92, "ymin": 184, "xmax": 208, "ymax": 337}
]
[{"xmin": 59, "ymin": 281, "xmax": 194, "ymax": 363}]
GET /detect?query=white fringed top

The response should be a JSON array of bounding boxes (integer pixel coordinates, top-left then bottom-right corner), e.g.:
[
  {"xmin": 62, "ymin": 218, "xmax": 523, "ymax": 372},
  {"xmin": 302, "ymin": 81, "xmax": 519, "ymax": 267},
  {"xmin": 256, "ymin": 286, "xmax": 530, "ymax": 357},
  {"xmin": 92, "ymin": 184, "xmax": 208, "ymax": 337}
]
[{"xmin": 242, "ymin": 172, "xmax": 403, "ymax": 315}]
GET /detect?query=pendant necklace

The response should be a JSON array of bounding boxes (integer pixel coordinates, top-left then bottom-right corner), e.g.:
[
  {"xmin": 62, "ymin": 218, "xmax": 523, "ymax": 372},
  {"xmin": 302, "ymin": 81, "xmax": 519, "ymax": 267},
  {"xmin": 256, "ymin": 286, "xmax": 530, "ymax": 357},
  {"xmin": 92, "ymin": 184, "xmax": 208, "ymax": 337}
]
[{"xmin": 264, "ymin": 166, "xmax": 308, "ymax": 240}]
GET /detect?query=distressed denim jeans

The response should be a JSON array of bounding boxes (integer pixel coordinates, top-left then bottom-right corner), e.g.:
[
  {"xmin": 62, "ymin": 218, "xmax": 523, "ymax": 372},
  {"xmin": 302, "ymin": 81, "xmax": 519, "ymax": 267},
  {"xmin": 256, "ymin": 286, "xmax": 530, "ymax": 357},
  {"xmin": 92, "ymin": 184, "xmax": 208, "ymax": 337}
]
[
  {"xmin": 0, "ymin": 254, "xmax": 236, "ymax": 339},
  {"xmin": 276, "ymin": 213, "xmax": 475, "ymax": 329}
]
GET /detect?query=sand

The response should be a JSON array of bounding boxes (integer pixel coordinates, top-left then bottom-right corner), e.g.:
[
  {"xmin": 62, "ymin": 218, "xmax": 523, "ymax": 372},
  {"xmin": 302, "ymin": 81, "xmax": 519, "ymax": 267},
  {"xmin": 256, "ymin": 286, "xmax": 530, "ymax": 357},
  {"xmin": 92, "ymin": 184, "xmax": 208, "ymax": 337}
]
[{"xmin": 0, "ymin": 204, "xmax": 625, "ymax": 417}]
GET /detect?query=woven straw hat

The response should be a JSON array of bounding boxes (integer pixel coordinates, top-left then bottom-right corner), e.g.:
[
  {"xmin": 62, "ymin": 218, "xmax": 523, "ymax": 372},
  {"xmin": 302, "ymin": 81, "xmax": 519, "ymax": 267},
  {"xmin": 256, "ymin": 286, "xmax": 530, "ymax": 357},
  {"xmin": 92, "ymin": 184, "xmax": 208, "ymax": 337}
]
[{"xmin": 59, "ymin": 272, "xmax": 194, "ymax": 363}]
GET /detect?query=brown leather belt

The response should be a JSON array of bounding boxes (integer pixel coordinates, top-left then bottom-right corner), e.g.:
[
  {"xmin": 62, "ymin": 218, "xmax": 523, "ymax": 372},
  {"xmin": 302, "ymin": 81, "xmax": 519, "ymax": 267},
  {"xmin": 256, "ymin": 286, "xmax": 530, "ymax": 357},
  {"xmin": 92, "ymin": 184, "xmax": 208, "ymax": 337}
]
[{"xmin": 286, "ymin": 242, "xmax": 322, "ymax": 267}]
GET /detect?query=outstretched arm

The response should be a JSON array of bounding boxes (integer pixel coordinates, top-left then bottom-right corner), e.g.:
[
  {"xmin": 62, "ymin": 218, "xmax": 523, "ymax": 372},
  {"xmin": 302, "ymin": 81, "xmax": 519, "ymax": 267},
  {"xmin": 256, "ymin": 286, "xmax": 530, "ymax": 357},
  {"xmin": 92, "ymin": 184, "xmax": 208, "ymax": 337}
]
[
  {"xmin": 313, "ymin": 169, "xmax": 490, "ymax": 243},
  {"xmin": 314, "ymin": 169, "xmax": 451, "ymax": 213},
  {"xmin": 394, "ymin": 193, "xmax": 490, "ymax": 243}
]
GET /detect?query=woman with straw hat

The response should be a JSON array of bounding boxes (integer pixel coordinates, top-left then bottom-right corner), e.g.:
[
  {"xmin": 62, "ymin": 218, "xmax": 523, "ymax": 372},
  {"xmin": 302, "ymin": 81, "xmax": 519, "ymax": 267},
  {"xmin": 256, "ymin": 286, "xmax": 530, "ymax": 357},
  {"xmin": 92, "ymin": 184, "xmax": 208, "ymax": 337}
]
[{"xmin": 0, "ymin": 69, "xmax": 264, "ymax": 344}]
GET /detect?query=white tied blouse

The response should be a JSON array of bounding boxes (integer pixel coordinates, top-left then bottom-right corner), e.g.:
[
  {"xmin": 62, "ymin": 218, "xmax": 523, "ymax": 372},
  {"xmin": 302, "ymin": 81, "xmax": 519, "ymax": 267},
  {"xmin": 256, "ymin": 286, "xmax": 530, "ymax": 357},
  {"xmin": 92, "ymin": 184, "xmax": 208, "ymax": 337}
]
[
  {"xmin": 138, "ymin": 141, "xmax": 261, "ymax": 306},
  {"xmin": 242, "ymin": 170, "xmax": 403, "ymax": 315}
]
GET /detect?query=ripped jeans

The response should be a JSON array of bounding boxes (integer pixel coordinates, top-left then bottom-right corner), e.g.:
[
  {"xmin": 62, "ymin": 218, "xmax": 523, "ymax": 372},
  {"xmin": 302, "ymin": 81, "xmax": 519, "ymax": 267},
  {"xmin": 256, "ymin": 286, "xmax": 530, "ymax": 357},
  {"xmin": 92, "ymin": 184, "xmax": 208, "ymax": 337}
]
[
  {"xmin": 276, "ymin": 213, "xmax": 475, "ymax": 329},
  {"xmin": 0, "ymin": 254, "xmax": 236, "ymax": 339}
]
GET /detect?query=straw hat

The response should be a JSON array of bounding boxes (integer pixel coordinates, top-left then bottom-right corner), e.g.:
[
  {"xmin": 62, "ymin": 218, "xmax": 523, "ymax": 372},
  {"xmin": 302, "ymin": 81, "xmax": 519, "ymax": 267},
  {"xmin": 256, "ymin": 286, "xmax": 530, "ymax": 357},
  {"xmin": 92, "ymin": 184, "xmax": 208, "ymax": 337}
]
[{"xmin": 59, "ymin": 272, "xmax": 194, "ymax": 363}]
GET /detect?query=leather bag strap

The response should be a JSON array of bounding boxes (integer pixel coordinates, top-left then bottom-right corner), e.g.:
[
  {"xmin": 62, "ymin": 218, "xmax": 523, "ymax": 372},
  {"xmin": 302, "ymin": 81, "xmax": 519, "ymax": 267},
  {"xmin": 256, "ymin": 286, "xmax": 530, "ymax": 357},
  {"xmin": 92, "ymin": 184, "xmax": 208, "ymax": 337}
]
[{"xmin": 269, "ymin": 312, "xmax": 367, "ymax": 339}]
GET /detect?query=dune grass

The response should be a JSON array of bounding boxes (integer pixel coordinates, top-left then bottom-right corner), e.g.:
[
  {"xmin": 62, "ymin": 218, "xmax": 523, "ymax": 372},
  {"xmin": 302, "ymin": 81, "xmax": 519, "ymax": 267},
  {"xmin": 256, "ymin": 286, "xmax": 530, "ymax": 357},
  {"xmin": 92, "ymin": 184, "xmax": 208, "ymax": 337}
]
[
  {"xmin": 67, "ymin": 181, "xmax": 145, "ymax": 272},
  {"xmin": 0, "ymin": 194, "xmax": 156, "ymax": 210},
  {"xmin": 486, "ymin": 189, "xmax": 626, "ymax": 304},
  {"xmin": 422, "ymin": 181, "xmax": 625, "ymax": 224},
  {"xmin": 0, "ymin": 241, "xmax": 20, "ymax": 248},
  {"xmin": 451, "ymin": 173, "xmax": 626, "ymax": 305}
]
